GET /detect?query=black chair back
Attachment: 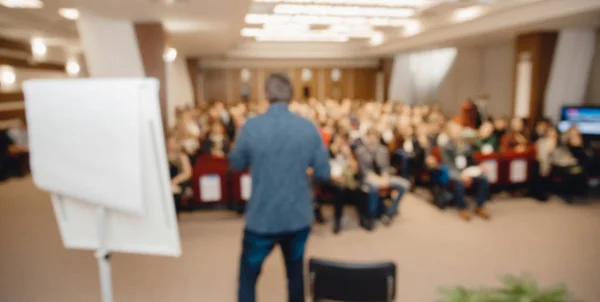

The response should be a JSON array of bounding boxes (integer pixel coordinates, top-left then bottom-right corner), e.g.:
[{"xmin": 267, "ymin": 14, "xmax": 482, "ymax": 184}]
[{"xmin": 308, "ymin": 258, "xmax": 396, "ymax": 302}]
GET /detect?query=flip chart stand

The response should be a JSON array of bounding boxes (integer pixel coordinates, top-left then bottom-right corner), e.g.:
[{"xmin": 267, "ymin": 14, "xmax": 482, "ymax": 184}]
[{"xmin": 95, "ymin": 206, "xmax": 113, "ymax": 302}]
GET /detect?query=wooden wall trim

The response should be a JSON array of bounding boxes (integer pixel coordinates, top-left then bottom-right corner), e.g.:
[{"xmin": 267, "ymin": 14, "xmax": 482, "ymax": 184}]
[
  {"xmin": 0, "ymin": 55, "xmax": 65, "ymax": 72},
  {"xmin": 512, "ymin": 31, "xmax": 558, "ymax": 127},
  {"xmin": 0, "ymin": 109, "xmax": 25, "ymax": 122},
  {"xmin": 186, "ymin": 58, "xmax": 199, "ymax": 106},
  {"xmin": 0, "ymin": 92, "xmax": 24, "ymax": 103},
  {"xmin": 0, "ymin": 36, "xmax": 30, "ymax": 55}
]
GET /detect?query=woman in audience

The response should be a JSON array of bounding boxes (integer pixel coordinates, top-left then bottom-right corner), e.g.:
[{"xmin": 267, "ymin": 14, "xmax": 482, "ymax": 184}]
[
  {"xmin": 202, "ymin": 121, "xmax": 230, "ymax": 158},
  {"xmin": 474, "ymin": 121, "xmax": 499, "ymax": 154},
  {"xmin": 531, "ymin": 118, "xmax": 551, "ymax": 143},
  {"xmin": 534, "ymin": 127, "xmax": 585, "ymax": 202},
  {"xmin": 492, "ymin": 117, "xmax": 508, "ymax": 142},
  {"xmin": 410, "ymin": 123, "xmax": 436, "ymax": 183},
  {"xmin": 500, "ymin": 117, "xmax": 529, "ymax": 152},
  {"xmin": 565, "ymin": 126, "xmax": 589, "ymax": 197},
  {"xmin": 327, "ymin": 132, "xmax": 364, "ymax": 233},
  {"xmin": 167, "ymin": 135, "xmax": 192, "ymax": 217}
]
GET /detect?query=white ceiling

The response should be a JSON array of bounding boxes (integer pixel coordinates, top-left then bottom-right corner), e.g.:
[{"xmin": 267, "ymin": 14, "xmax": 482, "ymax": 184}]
[{"xmin": 0, "ymin": 0, "xmax": 599, "ymax": 61}]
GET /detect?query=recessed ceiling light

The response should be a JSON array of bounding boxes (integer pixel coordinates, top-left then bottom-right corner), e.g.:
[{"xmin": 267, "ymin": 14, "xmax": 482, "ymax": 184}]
[
  {"xmin": 370, "ymin": 32, "xmax": 384, "ymax": 46},
  {"xmin": 404, "ymin": 20, "xmax": 421, "ymax": 36},
  {"xmin": 163, "ymin": 47, "xmax": 177, "ymax": 62},
  {"xmin": 59, "ymin": 8, "xmax": 80, "ymax": 20},
  {"xmin": 0, "ymin": 66, "xmax": 16, "ymax": 87},
  {"xmin": 453, "ymin": 6, "xmax": 482, "ymax": 22},
  {"xmin": 66, "ymin": 59, "xmax": 81, "ymax": 76},
  {"xmin": 0, "ymin": 0, "xmax": 43, "ymax": 8},
  {"xmin": 274, "ymin": 4, "xmax": 415, "ymax": 18},
  {"xmin": 31, "ymin": 37, "xmax": 47, "ymax": 59}
]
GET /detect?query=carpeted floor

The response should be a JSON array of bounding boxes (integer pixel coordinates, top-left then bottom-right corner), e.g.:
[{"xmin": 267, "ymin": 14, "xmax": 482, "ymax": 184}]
[{"xmin": 1, "ymin": 177, "xmax": 600, "ymax": 302}]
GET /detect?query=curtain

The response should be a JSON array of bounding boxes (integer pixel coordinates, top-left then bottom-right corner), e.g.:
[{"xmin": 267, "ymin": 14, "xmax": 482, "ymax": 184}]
[
  {"xmin": 388, "ymin": 48, "xmax": 457, "ymax": 105},
  {"xmin": 544, "ymin": 28, "xmax": 597, "ymax": 122}
]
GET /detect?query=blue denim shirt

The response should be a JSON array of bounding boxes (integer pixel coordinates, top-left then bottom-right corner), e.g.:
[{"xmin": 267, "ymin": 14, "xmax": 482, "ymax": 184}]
[{"xmin": 229, "ymin": 103, "xmax": 330, "ymax": 234}]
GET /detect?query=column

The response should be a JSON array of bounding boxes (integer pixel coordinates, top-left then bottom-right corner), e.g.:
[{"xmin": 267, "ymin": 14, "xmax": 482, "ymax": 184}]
[{"xmin": 77, "ymin": 13, "xmax": 169, "ymax": 131}]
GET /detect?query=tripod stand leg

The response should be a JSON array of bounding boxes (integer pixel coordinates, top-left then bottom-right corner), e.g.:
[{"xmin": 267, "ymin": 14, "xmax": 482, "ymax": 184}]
[{"xmin": 95, "ymin": 206, "xmax": 113, "ymax": 302}]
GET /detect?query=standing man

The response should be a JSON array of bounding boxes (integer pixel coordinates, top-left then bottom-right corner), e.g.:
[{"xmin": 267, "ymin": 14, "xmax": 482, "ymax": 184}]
[{"xmin": 229, "ymin": 73, "xmax": 331, "ymax": 302}]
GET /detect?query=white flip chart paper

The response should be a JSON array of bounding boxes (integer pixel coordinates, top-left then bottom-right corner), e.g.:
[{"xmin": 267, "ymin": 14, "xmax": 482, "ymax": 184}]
[
  {"xmin": 23, "ymin": 79, "xmax": 143, "ymax": 214},
  {"xmin": 200, "ymin": 175, "xmax": 221, "ymax": 202}
]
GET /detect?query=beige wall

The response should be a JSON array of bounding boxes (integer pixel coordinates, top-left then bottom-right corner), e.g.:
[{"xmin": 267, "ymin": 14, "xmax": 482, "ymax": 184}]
[
  {"xmin": 437, "ymin": 42, "xmax": 515, "ymax": 118},
  {"xmin": 585, "ymin": 29, "xmax": 600, "ymax": 105}
]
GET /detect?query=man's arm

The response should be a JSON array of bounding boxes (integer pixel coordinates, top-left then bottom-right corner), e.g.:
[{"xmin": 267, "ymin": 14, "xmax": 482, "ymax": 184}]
[
  {"xmin": 376, "ymin": 146, "xmax": 391, "ymax": 175},
  {"xmin": 440, "ymin": 144, "xmax": 461, "ymax": 179},
  {"xmin": 310, "ymin": 129, "xmax": 331, "ymax": 181},
  {"xmin": 228, "ymin": 123, "xmax": 251, "ymax": 171}
]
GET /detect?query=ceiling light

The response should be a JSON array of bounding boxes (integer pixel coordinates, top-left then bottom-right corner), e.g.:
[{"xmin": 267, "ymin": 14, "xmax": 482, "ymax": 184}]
[
  {"xmin": 262, "ymin": 23, "xmax": 310, "ymax": 31},
  {"xmin": 256, "ymin": 35, "xmax": 348, "ymax": 42},
  {"xmin": 0, "ymin": 66, "xmax": 16, "ymax": 87},
  {"xmin": 254, "ymin": 0, "xmax": 450, "ymax": 8},
  {"xmin": 66, "ymin": 59, "xmax": 80, "ymax": 76},
  {"xmin": 453, "ymin": 6, "xmax": 482, "ymax": 22},
  {"xmin": 31, "ymin": 37, "xmax": 47, "ymax": 59},
  {"xmin": 274, "ymin": 4, "xmax": 415, "ymax": 18},
  {"xmin": 59, "ymin": 8, "xmax": 80, "ymax": 20},
  {"xmin": 370, "ymin": 32, "xmax": 384, "ymax": 46},
  {"xmin": 242, "ymin": 26, "xmax": 375, "ymax": 41},
  {"xmin": 163, "ymin": 47, "xmax": 177, "ymax": 62},
  {"xmin": 242, "ymin": 28, "xmax": 349, "ymax": 42},
  {"xmin": 0, "ymin": 0, "xmax": 43, "ymax": 8},
  {"xmin": 404, "ymin": 20, "xmax": 421, "ymax": 36},
  {"xmin": 245, "ymin": 13, "xmax": 414, "ymax": 27}
]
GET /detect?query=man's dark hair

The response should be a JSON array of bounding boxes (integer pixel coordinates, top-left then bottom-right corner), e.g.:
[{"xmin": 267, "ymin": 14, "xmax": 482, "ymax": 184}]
[{"xmin": 265, "ymin": 73, "xmax": 293, "ymax": 104}]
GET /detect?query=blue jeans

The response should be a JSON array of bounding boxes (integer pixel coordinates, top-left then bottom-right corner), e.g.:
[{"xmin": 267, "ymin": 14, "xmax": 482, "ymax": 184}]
[
  {"xmin": 394, "ymin": 150, "xmax": 412, "ymax": 178},
  {"xmin": 453, "ymin": 175, "xmax": 489, "ymax": 209},
  {"xmin": 367, "ymin": 177, "xmax": 409, "ymax": 218},
  {"xmin": 238, "ymin": 227, "xmax": 310, "ymax": 302}
]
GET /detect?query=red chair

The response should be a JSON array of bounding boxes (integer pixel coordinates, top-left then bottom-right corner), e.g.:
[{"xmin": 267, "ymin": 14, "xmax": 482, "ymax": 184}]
[
  {"xmin": 191, "ymin": 155, "xmax": 229, "ymax": 205},
  {"xmin": 474, "ymin": 152, "xmax": 501, "ymax": 186},
  {"xmin": 499, "ymin": 149, "xmax": 535, "ymax": 188}
]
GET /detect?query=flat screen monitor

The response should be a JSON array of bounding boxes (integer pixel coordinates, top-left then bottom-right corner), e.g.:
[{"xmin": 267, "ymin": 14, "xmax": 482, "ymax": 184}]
[{"xmin": 558, "ymin": 106, "xmax": 600, "ymax": 136}]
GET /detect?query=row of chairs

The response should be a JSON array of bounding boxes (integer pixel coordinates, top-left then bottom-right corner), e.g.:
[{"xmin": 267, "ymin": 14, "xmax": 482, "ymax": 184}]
[
  {"xmin": 186, "ymin": 150, "xmax": 539, "ymax": 209},
  {"xmin": 188, "ymin": 155, "xmax": 250, "ymax": 209},
  {"xmin": 429, "ymin": 148, "xmax": 537, "ymax": 190}
]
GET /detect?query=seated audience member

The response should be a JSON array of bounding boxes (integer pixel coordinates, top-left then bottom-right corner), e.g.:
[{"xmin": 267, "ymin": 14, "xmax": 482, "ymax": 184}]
[
  {"xmin": 0, "ymin": 120, "xmax": 29, "ymax": 179},
  {"xmin": 531, "ymin": 118, "xmax": 551, "ymax": 143},
  {"xmin": 167, "ymin": 135, "xmax": 192, "ymax": 217},
  {"xmin": 411, "ymin": 123, "xmax": 436, "ymax": 177},
  {"xmin": 327, "ymin": 133, "xmax": 364, "ymax": 233},
  {"xmin": 535, "ymin": 127, "xmax": 586, "ymax": 202},
  {"xmin": 441, "ymin": 122, "xmax": 491, "ymax": 221},
  {"xmin": 566, "ymin": 126, "xmax": 588, "ymax": 165},
  {"xmin": 492, "ymin": 117, "xmax": 508, "ymax": 142},
  {"xmin": 474, "ymin": 121, "xmax": 499, "ymax": 153},
  {"xmin": 355, "ymin": 129, "xmax": 410, "ymax": 227},
  {"xmin": 0, "ymin": 129, "xmax": 12, "ymax": 180},
  {"xmin": 202, "ymin": 121, "xmax": 230, "ymax": 158},
  {"xmin": 500, "ymin": 117, "xmax": 529, "ymax": 152},
  {"xmin": 176, "ymin": 112, "xmax": 202, "ymax": 161}
]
